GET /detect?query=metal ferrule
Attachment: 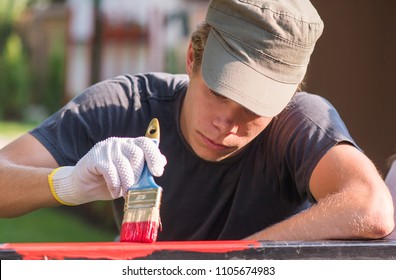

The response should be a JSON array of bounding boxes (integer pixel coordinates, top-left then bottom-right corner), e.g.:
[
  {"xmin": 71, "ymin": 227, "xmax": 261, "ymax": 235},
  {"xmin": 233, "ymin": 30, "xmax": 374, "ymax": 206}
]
[{"xmin": 124, "ymin": 187, "xmax": 163, "ymax": 211}]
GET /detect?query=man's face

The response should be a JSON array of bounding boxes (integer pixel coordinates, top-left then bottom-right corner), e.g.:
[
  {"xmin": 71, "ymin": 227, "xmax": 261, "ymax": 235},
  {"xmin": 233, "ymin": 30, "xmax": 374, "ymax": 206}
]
[{"xmin": 180, "ymin": 69, "xmax": 273, "ymax": 162}]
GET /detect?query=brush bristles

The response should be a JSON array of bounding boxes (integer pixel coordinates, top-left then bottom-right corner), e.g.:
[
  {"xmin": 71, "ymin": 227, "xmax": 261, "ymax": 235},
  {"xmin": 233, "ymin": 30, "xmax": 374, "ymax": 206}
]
[
  {"xmin": 120, "ymin": 208, "xmax": 161, "ymax": 242},
  {"xmin": 120, "ymin": 187, "xmax": 162, "ymax": 243}
]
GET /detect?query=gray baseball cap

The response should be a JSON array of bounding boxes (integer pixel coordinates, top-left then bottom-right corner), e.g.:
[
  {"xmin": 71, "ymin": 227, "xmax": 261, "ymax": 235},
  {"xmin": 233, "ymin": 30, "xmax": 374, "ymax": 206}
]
[{"xmin": 202, "ymin": 0, "xmax": 324, "ymax": 117}]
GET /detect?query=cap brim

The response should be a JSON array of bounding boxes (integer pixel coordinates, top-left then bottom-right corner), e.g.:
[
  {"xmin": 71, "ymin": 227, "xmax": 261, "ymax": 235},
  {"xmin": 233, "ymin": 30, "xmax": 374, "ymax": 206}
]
[{"xmin": 201, "ymin": 30, "xmax": 298, "ymax": 117}]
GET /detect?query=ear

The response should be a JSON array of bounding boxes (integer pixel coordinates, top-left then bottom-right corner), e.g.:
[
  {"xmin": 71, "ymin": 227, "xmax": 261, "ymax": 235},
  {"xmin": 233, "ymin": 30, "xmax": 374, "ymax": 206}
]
[{"xmin": 185, "ymin": 41, "xmax": 194, "ymax": 75}]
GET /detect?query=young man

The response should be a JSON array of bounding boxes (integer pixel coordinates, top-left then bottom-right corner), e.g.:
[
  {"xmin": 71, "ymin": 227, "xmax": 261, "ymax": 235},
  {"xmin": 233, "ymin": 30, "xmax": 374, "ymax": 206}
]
[{"xmin": 0, "ymin": 0, "xmax": 394, "ymax": 240}]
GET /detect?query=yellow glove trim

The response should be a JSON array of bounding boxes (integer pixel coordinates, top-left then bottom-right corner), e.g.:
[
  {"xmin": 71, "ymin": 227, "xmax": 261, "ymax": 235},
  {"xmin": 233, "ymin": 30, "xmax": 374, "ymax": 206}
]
[{"xmin": 48, "ymin": 168, "xmax": 76, "ymax": 206}]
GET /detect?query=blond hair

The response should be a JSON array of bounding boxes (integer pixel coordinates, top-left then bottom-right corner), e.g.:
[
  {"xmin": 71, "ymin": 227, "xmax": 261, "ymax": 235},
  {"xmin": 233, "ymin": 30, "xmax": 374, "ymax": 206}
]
[{"xmin": 190, "ymin": 21, "xmax": 211, "ymax": 73}]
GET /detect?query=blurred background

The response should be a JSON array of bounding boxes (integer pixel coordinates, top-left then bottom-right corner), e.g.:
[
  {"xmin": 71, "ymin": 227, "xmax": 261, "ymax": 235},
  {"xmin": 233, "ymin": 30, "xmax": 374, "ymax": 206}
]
[{"xmin": 0, "ymin": 0, "xmax": 395, "ymax": 242}]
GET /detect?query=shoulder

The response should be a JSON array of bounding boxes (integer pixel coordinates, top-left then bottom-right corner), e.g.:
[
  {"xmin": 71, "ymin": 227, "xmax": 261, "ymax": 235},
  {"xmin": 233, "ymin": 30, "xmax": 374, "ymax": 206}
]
[
  {"xmin": 286, "ymin": 92, "xmax": 337, "ymax": 119},
  {"xmin": 135, "ymin": 72, "xmax": 189, "ymax": 98},
  {"xmin": 266, "ymin": 92, "xmax": 359, "ymax": 201},
  {"xmin": 278, "ymin": 92, "xmax": 350, "ymax": 137},
  {"xmin": 75, "ymin": 72, "xmax": 189, "ymax": 104}
]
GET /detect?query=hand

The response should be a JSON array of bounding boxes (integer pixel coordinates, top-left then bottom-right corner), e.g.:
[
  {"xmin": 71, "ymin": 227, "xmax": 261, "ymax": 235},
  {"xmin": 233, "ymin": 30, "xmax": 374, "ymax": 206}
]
[{"xmin": 48, "ymin": 137, "xmax": 167, "ymax": 205}]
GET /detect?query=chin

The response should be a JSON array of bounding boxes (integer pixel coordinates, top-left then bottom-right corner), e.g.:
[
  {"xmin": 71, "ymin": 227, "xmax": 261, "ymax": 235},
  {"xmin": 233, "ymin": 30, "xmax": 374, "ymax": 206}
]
[{"xmin": 194, "ymin": 149, "xmax": 232, "ymax": 162}]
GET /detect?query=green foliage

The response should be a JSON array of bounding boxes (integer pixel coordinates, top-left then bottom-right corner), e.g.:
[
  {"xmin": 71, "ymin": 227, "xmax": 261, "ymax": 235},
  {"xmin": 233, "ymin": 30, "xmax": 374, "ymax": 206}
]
[
  {"xmin": 0, "ymin": 0, "xmax": 66, "ymax": 121},
  {"xmin": 41, "ymin": 39, "xmax": 65, "ymax": 115},
  {"xmin": 0, "ymin": 0, "xmax": 30, "ymax": 50},
  {"xmin": 0, "ymin": 0, "xmax": 30, "ymax": 22},
  {"xmin": 0, "ymin": 33, "xmax": 31, "ymax": 120},
  {"xmin": 0, "ymin": 0, "xmax": 31, "ymax": 120}
]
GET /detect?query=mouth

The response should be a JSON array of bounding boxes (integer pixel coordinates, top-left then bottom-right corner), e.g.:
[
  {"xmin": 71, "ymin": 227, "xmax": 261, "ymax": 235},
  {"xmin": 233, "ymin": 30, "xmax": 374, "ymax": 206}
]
[{"xmin": 199, "ymin": 132, "xmax": 231, "ymax": 151}]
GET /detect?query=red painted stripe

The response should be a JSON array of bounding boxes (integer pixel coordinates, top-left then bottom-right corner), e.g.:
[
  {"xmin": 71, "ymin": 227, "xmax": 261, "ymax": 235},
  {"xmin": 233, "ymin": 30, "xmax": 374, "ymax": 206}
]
[{"xmin": 1, "ymin": 240, "xmax": 262, "ymax": 260}]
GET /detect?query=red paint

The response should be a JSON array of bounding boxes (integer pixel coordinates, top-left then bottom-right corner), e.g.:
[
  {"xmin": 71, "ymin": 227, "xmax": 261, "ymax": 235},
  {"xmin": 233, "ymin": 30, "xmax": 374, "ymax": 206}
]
[
  {"xmin": 120, "ymin": 221, "xmax": 159, "ymax": 243},
  {"xmin": 0, "ymin": 240, "xmax": 262, "ymax": 260}
]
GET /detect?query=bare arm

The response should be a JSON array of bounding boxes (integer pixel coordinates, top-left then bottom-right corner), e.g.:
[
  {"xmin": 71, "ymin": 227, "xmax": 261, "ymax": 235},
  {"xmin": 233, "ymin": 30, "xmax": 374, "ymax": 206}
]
[
  {"xmin": 245, "ymin": 143, "xmax": 395, "ymax": 240},
  {"xmin": 0, "ymin": 133, "xmax": 61, "ymax": 218}
]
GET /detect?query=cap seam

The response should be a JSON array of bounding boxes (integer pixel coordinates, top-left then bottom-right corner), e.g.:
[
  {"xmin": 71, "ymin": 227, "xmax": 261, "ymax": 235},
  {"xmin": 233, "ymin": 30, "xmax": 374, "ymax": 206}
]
[
  {"xmin": 238, "ymin": 0, "xmax": 323, "ymax": 26},
  {"xmin": 218, "ymin": 30, "xmax": 308, "ymax": 69},
  {"xmin": 215, "ymin": 32, "xmax": 302, "ymax": 84},
  {"xmin": 209, "ymin": 5, "xmax": 322, "ymax": 48}
]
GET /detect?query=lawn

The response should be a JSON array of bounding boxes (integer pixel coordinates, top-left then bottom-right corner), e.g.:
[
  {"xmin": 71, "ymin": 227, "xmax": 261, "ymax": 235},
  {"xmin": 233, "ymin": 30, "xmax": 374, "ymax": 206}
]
[
  {"xmin": 0, "ymin": 121, "xmax": 37, "ymax": 137},
  {"xmin": 0, "ymin": 207, "xmax": 117, "ymax": 243}
]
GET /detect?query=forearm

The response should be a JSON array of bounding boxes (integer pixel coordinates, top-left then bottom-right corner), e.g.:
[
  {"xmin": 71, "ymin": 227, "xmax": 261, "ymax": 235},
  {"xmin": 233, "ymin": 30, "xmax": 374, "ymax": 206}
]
[
  {"xmin": 0, "ymin": 158, "xmax": 60, "ymax": 218},
  {"xmin": 245, "ymin": 187, "xmax": 394, "ymax": 241}
]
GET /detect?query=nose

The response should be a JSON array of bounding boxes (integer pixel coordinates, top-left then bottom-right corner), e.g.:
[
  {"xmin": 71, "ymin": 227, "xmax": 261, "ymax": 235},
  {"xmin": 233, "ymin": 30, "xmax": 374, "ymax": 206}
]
[
  {"xmin": 213, "ymin": 118, "xmax": 238, "ymax": 135},
  {"xmin": 212, "ymin": 102, "xmax": 241, "ymax": 135}
]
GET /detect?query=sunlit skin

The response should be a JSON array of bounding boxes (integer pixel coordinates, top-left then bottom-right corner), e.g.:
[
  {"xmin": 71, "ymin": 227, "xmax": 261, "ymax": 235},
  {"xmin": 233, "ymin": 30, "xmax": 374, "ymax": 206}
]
[{"xmin": 180, "ymin": 44, "xmax": 273, "ymax": 162}]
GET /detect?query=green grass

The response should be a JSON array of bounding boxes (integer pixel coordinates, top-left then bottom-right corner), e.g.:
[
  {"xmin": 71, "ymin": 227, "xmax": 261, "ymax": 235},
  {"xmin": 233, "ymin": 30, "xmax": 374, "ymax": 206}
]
[
  {"xmin": 0, "ymin": 121, "xmax": 37, "ymax": 137},
  {"xmin": 0, "ymin": 207, "xmax": 117, "ymax": 243}
]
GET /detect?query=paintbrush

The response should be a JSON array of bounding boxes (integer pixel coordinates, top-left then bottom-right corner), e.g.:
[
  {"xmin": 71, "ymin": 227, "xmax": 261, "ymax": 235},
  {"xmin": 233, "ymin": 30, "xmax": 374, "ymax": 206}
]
[{"xmin": 119, "ymin": 118, "xmax": 163, "ymax": 242}]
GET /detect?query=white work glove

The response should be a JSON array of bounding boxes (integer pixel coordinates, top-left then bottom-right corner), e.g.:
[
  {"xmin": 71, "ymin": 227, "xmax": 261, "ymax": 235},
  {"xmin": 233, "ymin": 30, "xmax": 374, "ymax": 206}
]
[{"xmin": 48, "ymin": 137, "xmax": 167, "ymax": 206}]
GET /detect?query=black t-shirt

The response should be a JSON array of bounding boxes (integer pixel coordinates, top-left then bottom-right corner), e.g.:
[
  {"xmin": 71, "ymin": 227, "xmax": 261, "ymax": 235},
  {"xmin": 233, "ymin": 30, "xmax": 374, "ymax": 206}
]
[{"xmin": 30, "ymin": 72, "xmax": 358, "ymax": 240}]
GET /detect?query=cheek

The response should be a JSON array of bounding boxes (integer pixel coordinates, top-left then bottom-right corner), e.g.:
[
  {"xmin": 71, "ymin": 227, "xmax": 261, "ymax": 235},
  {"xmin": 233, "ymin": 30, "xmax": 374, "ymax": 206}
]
[
  {"xmin": 184, "ymin": 90, "xmax": 212, "ymax": 131},
  {"xmin": 194, "ymin": 109, "xmax": 213, "ymax": 133},
  {"xmin": 190, "ymin": 92, "xmax": 215, "ymax": 121},
  {"xmin": 240, "ymin": 118, "xmax": 271, "ymax": 139},
  {"xmin": 248, "ymin": 121, "xmax": 264, "ymax": 134}
]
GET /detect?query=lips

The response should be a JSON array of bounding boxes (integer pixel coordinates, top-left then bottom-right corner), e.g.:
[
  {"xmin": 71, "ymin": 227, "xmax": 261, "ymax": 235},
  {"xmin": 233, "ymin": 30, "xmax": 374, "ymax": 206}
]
[{"xmin": 199, "ymin": 132, "xmax": 230, "ymax": 151}]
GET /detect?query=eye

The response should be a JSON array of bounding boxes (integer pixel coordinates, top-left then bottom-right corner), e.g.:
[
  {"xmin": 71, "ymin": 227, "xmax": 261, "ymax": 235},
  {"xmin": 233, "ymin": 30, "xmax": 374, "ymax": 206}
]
[{"xmin": 209, "ymin": 89, "xmax": 226, "ymax": 99}]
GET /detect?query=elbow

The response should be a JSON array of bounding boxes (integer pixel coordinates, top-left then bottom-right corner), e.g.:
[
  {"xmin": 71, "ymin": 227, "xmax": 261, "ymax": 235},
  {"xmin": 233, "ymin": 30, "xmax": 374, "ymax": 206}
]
[
  {"xmin": 369, "ymin": 214, "xmax": 394, "ymax": 239},
  {"xmin": 377, "ymin": 207, "xmax": 395, "ymax": 238},
  {"xmin": 368, "ymin": 214, "xmax": 394, "ymax": 239},
  {"xmin": 362, "ymin": 195, "xmax": 395, "ymax": 239}
]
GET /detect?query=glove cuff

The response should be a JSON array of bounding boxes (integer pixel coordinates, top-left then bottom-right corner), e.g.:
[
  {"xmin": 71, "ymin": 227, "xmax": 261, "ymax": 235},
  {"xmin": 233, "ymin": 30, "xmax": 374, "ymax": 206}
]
[{"xmin": 48, "ymin": 166, "xmax": 78, "ymax": 206}]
